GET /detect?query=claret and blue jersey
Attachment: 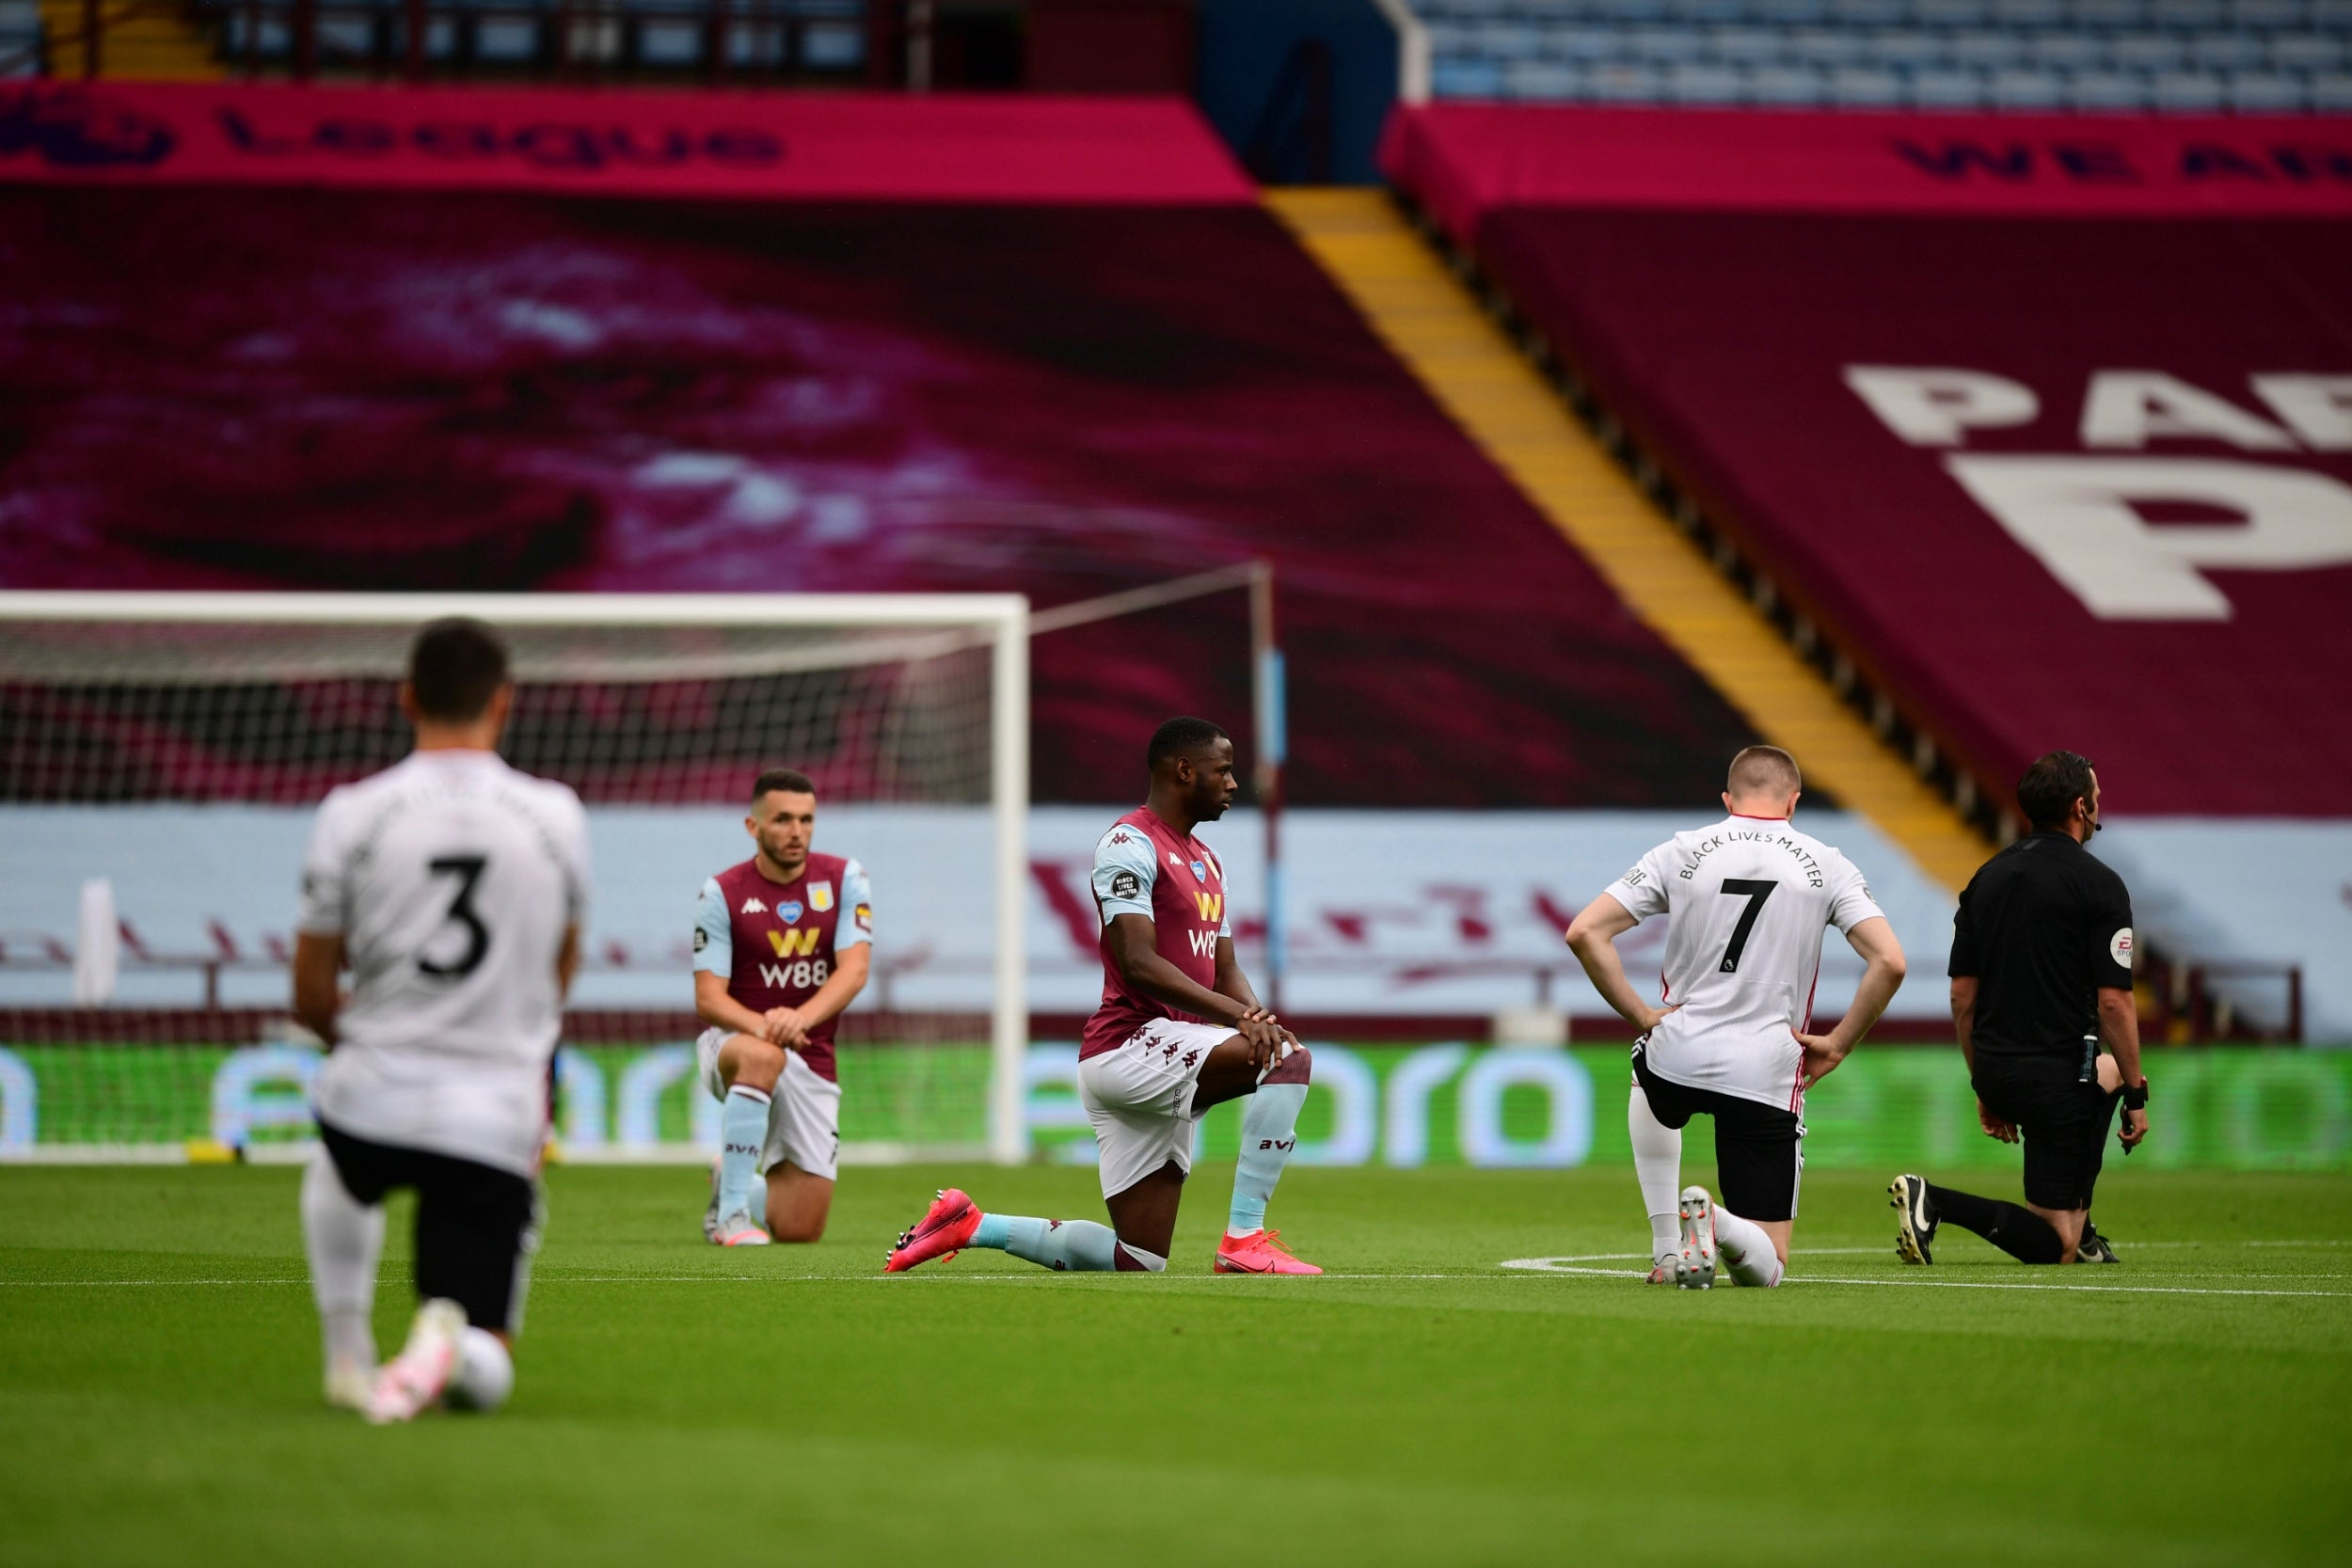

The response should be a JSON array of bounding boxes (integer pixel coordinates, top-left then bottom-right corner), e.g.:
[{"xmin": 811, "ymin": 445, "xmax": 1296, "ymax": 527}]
[
  {"xmin": 692, "ymin": 853, "xmax": 873, "ymax": 1083},
  {"xmin": 1079, "ymin": 805, "xmax": 1232, "ymax": 1059}
]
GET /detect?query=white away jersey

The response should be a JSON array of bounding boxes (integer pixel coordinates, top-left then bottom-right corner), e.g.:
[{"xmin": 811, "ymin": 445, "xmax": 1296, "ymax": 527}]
[
  {"xmin": 297, "ymin": 750, "xmax": 590, "ymax": 1173},
  {"xmin": 1604, "ymin": 815, "xmax": 1883, "ymax": 1110}
]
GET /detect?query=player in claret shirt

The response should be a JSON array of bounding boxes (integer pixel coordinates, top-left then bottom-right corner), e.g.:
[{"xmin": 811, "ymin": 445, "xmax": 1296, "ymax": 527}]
[
  {"xmin": 693, "ymin": 768, "xmax": 873, "ymax": 1248},
  {"xmin": 887, "ymin": 716, "xmax": 1319, "ymax": 1276}
]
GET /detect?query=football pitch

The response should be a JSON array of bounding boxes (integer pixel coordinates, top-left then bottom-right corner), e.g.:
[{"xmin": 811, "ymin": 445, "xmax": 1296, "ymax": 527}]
[{"xmin": 5, "ymin": 1164, "xmax": 2349, "ymax": 1567}]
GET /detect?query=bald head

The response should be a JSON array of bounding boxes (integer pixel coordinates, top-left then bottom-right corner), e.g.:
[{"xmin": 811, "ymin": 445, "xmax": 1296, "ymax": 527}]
[{"xmin": 1724, "ymin": 745, "xmax": 1802, "ymax": 816}]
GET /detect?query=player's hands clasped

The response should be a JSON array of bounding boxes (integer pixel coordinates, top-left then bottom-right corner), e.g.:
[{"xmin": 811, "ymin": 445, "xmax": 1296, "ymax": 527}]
[
  {"xmin": 762, "ymin": 1006, "xmax": 810, "ymax": 1048},
  {"xmin": 1233, "ymin": 1009, "xmax": 1297, "ymax": 1074},
  {"xmin": 1978, "ymin": 1098, "xmax": 2019, "ymax": 1143}
]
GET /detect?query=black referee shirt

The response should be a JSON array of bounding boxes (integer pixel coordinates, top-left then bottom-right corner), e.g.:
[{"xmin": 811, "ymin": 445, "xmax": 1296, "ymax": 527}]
[{"xmin": 1948, "ymin": 830, "xmax": 2136, "ymax": 1057}]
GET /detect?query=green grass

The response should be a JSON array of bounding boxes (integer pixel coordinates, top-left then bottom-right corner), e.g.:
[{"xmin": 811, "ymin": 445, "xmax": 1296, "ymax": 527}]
[{"xmin": 4, "ymin": 1163, "xmax": 2350, "ymax": 1567}]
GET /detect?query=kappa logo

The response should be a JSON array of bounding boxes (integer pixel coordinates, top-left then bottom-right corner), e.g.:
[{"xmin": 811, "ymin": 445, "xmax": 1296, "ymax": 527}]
[
  {"xmin": 778, "ymin": 900, "xmax": 803, "ymax": 924},
  {"xmin": 1193, "ymin": 892, "xmax": 1223, "ymax": 924},
  {"xmin": 1110, "ymin": 832, "xmax": 1133, "ymax": 846},
  {"xmin": 0, "ymin": 90, "xmax": 177, "ymax": 168},
  {"xmin": 739, "ymin": 897, "xmax": 767, "ymax": 915},
  {"xmin": 767, "ymin": 927, "xmax": 821, "ymax": 958},
  {"xmin": 1182, "ymin": 1051, "xmax": 1200, "ymax": 1068}
]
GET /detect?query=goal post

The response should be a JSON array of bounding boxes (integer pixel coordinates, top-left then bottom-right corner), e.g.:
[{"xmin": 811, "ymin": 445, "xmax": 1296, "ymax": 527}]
[{"xmin": 0, "ymin": 591, "xmax": 1029, "ymax": 1165}]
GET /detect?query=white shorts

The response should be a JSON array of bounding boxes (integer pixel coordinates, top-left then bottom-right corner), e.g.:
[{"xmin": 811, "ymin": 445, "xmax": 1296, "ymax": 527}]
[
  {"xmin": 694, "ymin": 1028, "xmax": 843, "ymax": 1182},
  {"xmin": 1076, "ymin": 1018, "xmax": 1235, "ymax": 1200}
]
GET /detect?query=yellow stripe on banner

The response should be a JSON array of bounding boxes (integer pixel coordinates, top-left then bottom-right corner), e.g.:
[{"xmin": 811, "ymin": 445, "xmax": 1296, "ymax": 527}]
[{"xmin": 1265, "ymin": 187, "xmax": 1986, "ymax": 892}]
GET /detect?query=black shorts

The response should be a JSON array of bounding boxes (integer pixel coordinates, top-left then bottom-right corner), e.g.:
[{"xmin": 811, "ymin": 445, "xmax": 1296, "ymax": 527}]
[
  {"xmin": 1632, "ymin": 1044, "xmax": 1804, "ymax": 1223},
  {"xmin": 319, "ymin": 1119, "xmax": 543, "ymax": 1334},
  {"xmin": 1970, "ymin": 1053, "xmax": 2120, "ymax": 1212}
]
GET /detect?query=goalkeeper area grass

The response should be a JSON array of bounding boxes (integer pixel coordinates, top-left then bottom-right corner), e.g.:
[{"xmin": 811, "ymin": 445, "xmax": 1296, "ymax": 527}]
[{"xmin": 4, "ymin": 1163, "xmax": 2348, "ymax": 1566}]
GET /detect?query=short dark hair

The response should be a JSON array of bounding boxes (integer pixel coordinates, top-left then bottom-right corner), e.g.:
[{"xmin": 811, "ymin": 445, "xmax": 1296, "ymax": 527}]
[
  {"xmin": 406, "ymin": 618, "xmax": 509, "ymax": 722},
  {"xmin": 2017, "ymin": 750, "xmax": 2096, "ymax": 830},
  {"xmin": 1726, "ymin": 744, "xmax": 1802, "ymax": 800},
  {"xmin": 752, "ymin": 767, "xmax": 816, "ymax": 804},
  {"xmin": 1147, "ymin": 716, "xmax": 1229, "ymax": 772}
]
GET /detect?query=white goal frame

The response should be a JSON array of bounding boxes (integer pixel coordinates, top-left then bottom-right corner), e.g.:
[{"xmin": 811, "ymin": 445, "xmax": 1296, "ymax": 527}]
[{"xmin": 0, "ymin": 590, "xmax": 1032, "ymax": 1165}]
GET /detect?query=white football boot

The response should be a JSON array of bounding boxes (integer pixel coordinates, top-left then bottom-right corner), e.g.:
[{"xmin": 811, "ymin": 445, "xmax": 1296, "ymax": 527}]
[
  {"xmin": 1674, "ymin": 1186, "xmax": 1719, "ymax": 1291},
  {"xmin": 325, "ymin": 1360, "xmax": 374, "ymax": 1413},
  {"xmin": 365, "ymin": 1299, "xmax": 467, "ymax": 1424}
]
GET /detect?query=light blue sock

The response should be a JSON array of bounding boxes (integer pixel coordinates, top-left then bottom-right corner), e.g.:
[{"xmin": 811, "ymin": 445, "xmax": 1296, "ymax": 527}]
[
  {"xmin": 746, "ymin": 1180, "xmax": 766, "ymax": 1231},
  {"xmin": 718, "ymin": 1085, "xmax": 771, "ymax": 1222},
  {"xmin": 1231, "ymin": 1083, "xmax": 1309, "ymax": 1237},
  {"xmin": 970, "ymin": 1212, "xmax": 1120, "ymax": 1272}
]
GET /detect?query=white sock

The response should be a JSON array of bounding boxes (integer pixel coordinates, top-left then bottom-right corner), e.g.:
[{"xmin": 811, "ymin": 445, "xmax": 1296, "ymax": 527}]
[
  {"xmin": 446, "ymin": 1328, "xmax": 515, "ymax": 1412},
  {"xmin": 1711, "ymin": 1206, "xmax": 1786, "ymax": 1289},
  {"xmin": 301, "ymin": 1150, "xmax": 384, "ymax": 1377},
  {"xmin": 1628, "ymin": 1086, "xmax": 1682, "ymax": 1264},
  {"xmin": 1113, "ymin": 1242, "xmax": 1168, "ymax": 1273}
]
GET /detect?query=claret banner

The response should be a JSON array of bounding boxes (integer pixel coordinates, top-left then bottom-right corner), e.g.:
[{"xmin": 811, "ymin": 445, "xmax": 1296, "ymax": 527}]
[
  {"xmin": 0, "ymin": 81, "xmax": 1257, "ymax": 201},
  {"xmin": 1384, "ymin": 104, "xmax": 2352, "ymax": 817}
]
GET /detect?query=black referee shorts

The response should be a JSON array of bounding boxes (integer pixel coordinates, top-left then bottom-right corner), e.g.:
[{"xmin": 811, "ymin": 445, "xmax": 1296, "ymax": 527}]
[
  {"xmin": 1632, "ymin": 1044, "xmax": 1804, "ymax": 1223},
  {"xmin": 319, "ymin": 1119, "xmax": 543, "ymax": 1334},
  {"xmin": 1970, "ymin": 1053, "xmax": 2121, "ymax": 1212}
]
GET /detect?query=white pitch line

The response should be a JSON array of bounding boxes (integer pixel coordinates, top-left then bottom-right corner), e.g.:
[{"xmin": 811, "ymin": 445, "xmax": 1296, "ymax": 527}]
[{"xmin": 1498, "ymin": 1261, "xmax": 2352, "ymax": 1300}]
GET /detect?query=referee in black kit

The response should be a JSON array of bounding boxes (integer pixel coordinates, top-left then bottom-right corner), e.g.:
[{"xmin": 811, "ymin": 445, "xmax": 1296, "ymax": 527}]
[{"xmin": 1889, "ymin": 751, "xmax": 2151, "ymax": 1266}]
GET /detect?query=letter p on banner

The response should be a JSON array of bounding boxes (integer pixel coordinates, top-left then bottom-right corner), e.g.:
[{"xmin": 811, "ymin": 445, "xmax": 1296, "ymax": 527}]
[{"xmin": 1945, "ymin": 456, "xmax": 2352, "ymax": 619}]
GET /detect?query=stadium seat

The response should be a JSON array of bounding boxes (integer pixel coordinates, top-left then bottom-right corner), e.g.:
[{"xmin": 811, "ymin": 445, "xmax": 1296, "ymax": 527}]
[
  {"xmin": 1828, "ymin": 62, "xmax": 1906, "ymax": 99},
  {"xmin": 1629, "ymin": 24, "xmax": 1709, "ymax": 59},
  {"xmin": 2269, "ymin": 32, "xmax": 2344, "ymax": 66},
  {"xmin": 1909, "ymin": 65, "xmax": 1992, "ymax": 101},
  {"xmin": 2225, "ymin": 65, "xmax": 2310, "ymax": 102},
  {"xmin": 1585, "ymin": 59, "xmax": 1664, "ymax": 94},
  {"xmin": 1788, "ymin": 26, "xmax": 1871, "ymax": 62},
  {"xmin": 2312, "ymin": 67, "xmax": 2352, "ymax": 103},
  {"xmin": 1987, "ymin": 63, "xmax": 2068, "ymax": 101},
  {"xmin": 1871, "ymin": 27, "xmax": 1952, "ymax": 66},
  {"xmin": 2069, "ymin": 66, "xmax": 2153, "ymax": 103},
  {"xmin": 2109, "ymin": 32, "xmax": 2185, "ymax": 68},
  {"xmin": 2027, "ymin": 31, "xmax": 2106, "ymax": 65},
  {"xmin": 1709, "ymin": 25, "xmax": 1788, "ymax": 61},
  {"xmin": 1433, "ymin": 55, "xmax": 1508, "ymax": 94},
  {"xmin": 2150, "ymin": 65, "xmax": 2230, "ymax": 102},
  {"xmin": 1746, "ymin": 61, "xmax": 1830, "ymax": 99},
  {"xmin": 2188, "ymin": 31, "xmax": 2267, "ymax": 66},
  {"xmin": 1504, "ymin": 57, "xmax": 1586, "ymax": 94},
  {"xmin": 1664, "ymin": 59, "xmax": 1747, "ymax": 96}
]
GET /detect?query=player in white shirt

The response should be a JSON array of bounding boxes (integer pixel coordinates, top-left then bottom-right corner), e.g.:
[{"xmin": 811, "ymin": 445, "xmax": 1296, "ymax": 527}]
[
  {"xmin": 292, "ymin": 619, "xmax": 590, "ymax": 1421},
  {"xmin": 1565, "ymin": 746, "xmax": 1907, "ymax": 1289}
]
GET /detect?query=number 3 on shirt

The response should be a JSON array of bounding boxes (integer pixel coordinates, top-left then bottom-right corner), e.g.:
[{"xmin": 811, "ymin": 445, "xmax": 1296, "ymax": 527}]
[
  {"xmin": 419, "ymin": 854, "xmax": 491, "ymax": 979},
  {"xmin": 1718, "ymin": 879, "xmax": 1776, "ymax": 974}
]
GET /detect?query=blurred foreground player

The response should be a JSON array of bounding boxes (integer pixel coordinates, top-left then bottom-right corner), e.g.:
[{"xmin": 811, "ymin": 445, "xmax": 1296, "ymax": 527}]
[
  {"xmin": 693, "ymin": 768, "xmax": 873, "ymax": 1246},
  {"xmin": 888, "ymin": 717, "xmax": 1318, "ymax": 1275},
  {"xmin": 293, "ymin": 619, "xmax": 590, "ymax": 1421},
  {"xmin": 1566, "ymin": 746, "xmax": 1907, "ymax": 1288},
  {"xmin": 1891, "ymin": 752, "xmax": 2150, "ymax": 1267}
]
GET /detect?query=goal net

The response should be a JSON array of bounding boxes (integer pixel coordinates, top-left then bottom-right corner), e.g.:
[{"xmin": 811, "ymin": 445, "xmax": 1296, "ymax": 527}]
[{"xmin": 0, "ymin": 592, "xmax": 1028, "ymax": 1165}]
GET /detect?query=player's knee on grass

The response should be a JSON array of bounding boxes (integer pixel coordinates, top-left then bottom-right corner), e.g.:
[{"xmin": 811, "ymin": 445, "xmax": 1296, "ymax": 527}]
[
  {"xmin": 1263, "ymin": 1043, "xmax": 1311, "ymax": 1086},
  {"xmin": 721, "ymin": 1034, "xmax": 786, "ymax": 1093}
]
